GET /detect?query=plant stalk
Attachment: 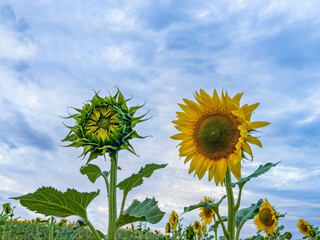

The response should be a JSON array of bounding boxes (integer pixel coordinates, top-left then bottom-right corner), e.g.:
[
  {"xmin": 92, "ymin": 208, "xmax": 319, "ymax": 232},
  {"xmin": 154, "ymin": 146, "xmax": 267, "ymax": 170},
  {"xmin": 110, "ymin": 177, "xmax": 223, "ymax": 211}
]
[
  {"xmin": 107, "ymin": 151, "xmax": 118, "ymax": 240},
  {"xmin": 225, "ymin": 168, "xmax": 235, "ymax": 240},
  {"xmin": 85, "ymin": 217, "xmax": 101, "ymax": 240}
]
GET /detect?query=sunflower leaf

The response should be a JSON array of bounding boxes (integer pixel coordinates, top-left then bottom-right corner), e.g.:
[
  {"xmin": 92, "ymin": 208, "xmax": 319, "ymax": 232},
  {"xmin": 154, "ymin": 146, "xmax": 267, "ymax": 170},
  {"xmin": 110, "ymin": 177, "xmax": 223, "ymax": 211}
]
[
  {"xmin": 183, "ymin": 195, "xmax": 227, "ymax": 214},
  {"xmin": 117, "ymin": 163, "xmax": 167, "ymax": 197},
  {"xmin": 80, "ymin": 164, "xmax": 105, "ymax": 183},
  {"xmin": 235, "ymin": 199, "xmax": 263, "ymax": 229},
  {"xmin": 229, "ymin": 162, "xmax": 280, "ymax": 188},
  {"xmin": 116, "ymin": 198, "xmax": 165, "ymax": 227},
  {"xmin": 11, "ymin": 187, "xmax": 99, "ymax": 220}
]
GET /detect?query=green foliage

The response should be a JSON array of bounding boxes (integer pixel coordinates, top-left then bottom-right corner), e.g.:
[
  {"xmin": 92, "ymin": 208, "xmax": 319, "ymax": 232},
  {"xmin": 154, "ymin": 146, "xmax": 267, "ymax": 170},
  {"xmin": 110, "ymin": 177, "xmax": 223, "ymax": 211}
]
[
  {"xmin": 80, "ymin": 164, "xmax": 109, "ymax": 183},
  {"xmin": 235, "ymin": 199, "xmax": 263, "ymax": 229},
  {"xmin": 230, "ymin": 162, "xmax": 280, "ymax": 188},
  {"xmin": 117, "ymin": 163, "xmax": 167, "ymax": 197},
  {"xmin": 116, "ymin": 198, "xmax": 165, "ymax": 227},
  {"xmin": 11, "ymin": 187, "xmax": 99, "ymax": 220},
  {"xmin": 183, "ymin": 195, "xmax": 227, "ymax": 214}
]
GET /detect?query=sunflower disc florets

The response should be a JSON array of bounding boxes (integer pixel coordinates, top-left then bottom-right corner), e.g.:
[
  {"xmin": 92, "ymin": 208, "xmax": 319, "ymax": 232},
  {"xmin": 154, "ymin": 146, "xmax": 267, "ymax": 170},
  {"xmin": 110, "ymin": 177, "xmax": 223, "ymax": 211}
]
[{"xmin": 61, "ymin": 88, "xmax": 148, "ymax": 164}]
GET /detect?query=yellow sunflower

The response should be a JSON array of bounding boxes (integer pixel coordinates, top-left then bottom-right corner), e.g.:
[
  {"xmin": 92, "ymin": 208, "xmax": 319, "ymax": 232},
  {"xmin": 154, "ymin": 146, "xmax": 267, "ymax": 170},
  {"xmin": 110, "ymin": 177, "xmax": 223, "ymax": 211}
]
[
  {"xmin": 171, "ymin": 89, "xmax": 269, "ymax": 185},
  {"xmin": 199, "ymin": 196, "xmax": 215, "ymax": 226},
  {"xmin": 254, "ymin": 199, "xmax": 278, "ymax": 235},
  {"xmin": 297, "ymin": 218, "xmax": 311, "ymax": 237},
  {"xmin": 169, "ymin": 211, "xmax": 178, "ymax": 231},
  {"xmin": 165, "ymin": 222, "xmax": 171, "ymax": 235},
  {"xmin": 194, "ymin": 220, "xmax": 201, "ymax": 233}
]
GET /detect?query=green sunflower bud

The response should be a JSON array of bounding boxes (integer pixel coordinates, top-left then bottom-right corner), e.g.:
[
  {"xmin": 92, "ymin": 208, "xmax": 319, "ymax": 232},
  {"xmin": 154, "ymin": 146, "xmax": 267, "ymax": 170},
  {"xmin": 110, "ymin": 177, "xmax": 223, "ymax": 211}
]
[
  {"xmin": 284, "ymin": 231, "xmax": 292, "ymax": 239},
  {"xmin": 61, "ymin": 88, "xmax": 149, "ymax": 164}
]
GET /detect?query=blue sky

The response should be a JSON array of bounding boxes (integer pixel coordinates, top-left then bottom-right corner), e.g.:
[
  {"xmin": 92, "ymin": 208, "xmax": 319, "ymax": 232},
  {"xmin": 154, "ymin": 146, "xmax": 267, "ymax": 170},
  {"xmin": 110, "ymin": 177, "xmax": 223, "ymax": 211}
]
[{"xmin": 0, "ymin": 0, "xmax": 320, "ymax": 238}]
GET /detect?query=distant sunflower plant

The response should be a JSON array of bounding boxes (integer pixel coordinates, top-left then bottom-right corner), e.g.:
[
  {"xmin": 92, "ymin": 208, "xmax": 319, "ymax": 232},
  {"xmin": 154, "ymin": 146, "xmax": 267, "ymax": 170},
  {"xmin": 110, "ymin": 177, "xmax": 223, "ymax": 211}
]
[
  {"xmin": 173, "ymin": 89, "xmax": 279, "ymax": 240},
  {"xmin": 12, "ymin": 88, "xmax": 167, "ymax": 240}
]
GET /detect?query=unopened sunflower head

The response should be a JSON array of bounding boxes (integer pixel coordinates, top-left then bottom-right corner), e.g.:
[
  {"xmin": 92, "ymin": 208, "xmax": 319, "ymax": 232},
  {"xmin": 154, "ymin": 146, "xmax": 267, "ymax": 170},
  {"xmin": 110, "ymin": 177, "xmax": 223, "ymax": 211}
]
[
  {"xmin": 297, "ymin": 218, "xmax": 311, "ymax": 237},
  {"xmin": 171, "ymin": 89, "xmax": 270, "ymax": 186},
  {"xmin": 61, "ymin": 88, "xmax": 149, "ymax": 164},
  {"xmin": 254, "ymin": 199, "xmax": 278, "ymax": 236}
]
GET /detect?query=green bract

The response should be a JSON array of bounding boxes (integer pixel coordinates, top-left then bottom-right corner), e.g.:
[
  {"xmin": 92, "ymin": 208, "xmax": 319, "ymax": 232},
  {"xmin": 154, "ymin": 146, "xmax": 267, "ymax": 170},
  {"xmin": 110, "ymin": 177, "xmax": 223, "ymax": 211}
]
[{"xmin": 61, "ymin": 88, "xmax": 148, "ymax": 163}]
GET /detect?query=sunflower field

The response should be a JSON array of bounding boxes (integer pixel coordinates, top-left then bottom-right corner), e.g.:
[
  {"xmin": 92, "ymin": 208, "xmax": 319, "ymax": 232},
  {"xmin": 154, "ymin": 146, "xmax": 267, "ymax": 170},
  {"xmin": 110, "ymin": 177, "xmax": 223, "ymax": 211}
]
[{"xmin": 1, "ymin": 88, "xmax": 319, "ymax": 240}]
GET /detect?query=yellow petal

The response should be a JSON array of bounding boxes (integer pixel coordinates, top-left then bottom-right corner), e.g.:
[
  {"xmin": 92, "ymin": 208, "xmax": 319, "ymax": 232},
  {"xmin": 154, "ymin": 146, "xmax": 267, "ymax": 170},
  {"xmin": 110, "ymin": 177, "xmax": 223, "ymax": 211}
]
[
  {"xmin": 182, "ymin": 98, "xmax": 203, "ymax": 114},
  {"xmin": 233, "ymin": 150, "xmax": 242, "ymax": 164},
  {"xmin": 250, "ymin": 121, "xmax": 270, "ymax": 129},
  {"xmin": 197, "ymin": 158, "xmax": 213, "ymax": 180},
  {"xmin": 246, "ymin": 135, "xmax": 262, "ymax": 147},
  {"xmin": 208, "ymin": 161, "xmax": 217, "ymax": 181},
  {"xmin": 232, "ymin": 92, "xmax": 244, "ymax": 107},
  {"xmin": 171, "ymin": 133, "xmax": 189, "ymax": 140},
  {"xmin": 217, "ymin": 158, "xmax": 228, "ymax": 186},
  {"xmin": 231, "ymin": 109, "xmax": 245, "ymax": 119},
  {"xmin": 242, "ymin": 142, "xmax": 253, "ymax": 159},
  {"xmin": 212, "ymin": 89, "xmax": 221, "ymax": 109}
]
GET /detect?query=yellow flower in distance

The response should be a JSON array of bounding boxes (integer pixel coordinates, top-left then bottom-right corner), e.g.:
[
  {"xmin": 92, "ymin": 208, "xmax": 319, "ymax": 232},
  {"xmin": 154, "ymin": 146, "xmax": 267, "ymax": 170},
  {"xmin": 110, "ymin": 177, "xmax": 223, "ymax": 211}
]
[
  {"xmin": 297, "ymin": 218, "xmax": 311, "ymax": 237},
  {"xmin": 254, "ymin": 199, "xmax": 278, "ymax": 235},
  {"xmin": 169, "ymin": 210, "xmax": 178, "ymax": 231},
  {"xmin": 194, "ymin": 220, "xmax": 201, "ymax": 233},
  {"xmin": 171, "ymin": 89, "xmax": 269, "ymax": 185},
  {"xmin": 199, "ymin": 196, "xmax": 215, "ymax": 226}
]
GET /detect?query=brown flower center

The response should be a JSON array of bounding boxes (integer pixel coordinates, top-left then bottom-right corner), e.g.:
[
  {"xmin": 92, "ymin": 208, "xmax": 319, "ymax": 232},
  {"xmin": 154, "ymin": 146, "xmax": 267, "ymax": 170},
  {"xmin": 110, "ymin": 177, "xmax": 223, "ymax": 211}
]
[
  {"xmin": 204, "ymin": 207, "xmax": 213, "ymax": 218},
  {"xmin": 193, "ymin": 111, "xmax": 240, "ymax": 160},
  {"xmin": 259, "ymin": 208, "xmax": 275, "ymax": 227},
  {"xmin": 301, "ymin": 223, "xmax": 308, "ymax": 232}
]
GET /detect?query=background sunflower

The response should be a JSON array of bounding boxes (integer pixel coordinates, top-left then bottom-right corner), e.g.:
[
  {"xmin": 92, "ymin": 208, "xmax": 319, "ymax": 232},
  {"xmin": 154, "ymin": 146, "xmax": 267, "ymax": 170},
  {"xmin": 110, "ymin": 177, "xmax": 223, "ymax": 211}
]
[{"xmin": 254, "ymin": 199, "xmax": 278, "ymax": 236}]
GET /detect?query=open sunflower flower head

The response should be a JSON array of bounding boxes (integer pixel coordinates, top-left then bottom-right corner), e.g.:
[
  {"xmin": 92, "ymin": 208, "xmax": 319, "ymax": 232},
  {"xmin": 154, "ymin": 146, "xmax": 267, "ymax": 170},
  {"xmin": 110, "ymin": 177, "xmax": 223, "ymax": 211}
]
[
  {"xmin": 61, "ymin": 88, "xmax": 149, "ymax": 164},
  {"xmin": 297, "ymin": 218, "xmax": 311, "ymax": 237},
  {"xmin": 254, "ymin": 199, "xmax": 278, "ymax": 236},
  {"xmin": 199, "ymin": 196, "xmax": 215, "ymax": 226},
  {"xmin": 193, "ymin": 220, "xmax": 201, "ymax": 233},
  {"xmin": 171, "ymin": 89, "xmax": 270, "ymax": 186},
  {"xmin": 169, "ymin": 210, "xmax": 178, "ymax": 231}
]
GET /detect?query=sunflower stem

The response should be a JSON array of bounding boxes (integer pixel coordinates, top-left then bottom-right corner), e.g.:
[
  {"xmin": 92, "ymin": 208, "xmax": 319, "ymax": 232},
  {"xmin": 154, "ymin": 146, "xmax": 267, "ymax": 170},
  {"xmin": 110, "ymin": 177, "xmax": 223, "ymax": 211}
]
[
  {"xmin": 225, "ymin": 168, "xmax": 235, "ymax": 240},
  {"xmin": 213, "ymin": 215, "xmax": 218, "ymax": 240},
  {"xmin": 215, "ymin": 209, "xmax": 230, "ymax": 239},
  {"xmin": 234, "ymin": 185, "xmax": 243, "ymax": 212},
  {"xmin": 107, "ymin": 151, "xmax": 118, "ymax": 240},
  {"xmin": 85, "ymin": 217, "xmax": 101, "ymax": 240}
]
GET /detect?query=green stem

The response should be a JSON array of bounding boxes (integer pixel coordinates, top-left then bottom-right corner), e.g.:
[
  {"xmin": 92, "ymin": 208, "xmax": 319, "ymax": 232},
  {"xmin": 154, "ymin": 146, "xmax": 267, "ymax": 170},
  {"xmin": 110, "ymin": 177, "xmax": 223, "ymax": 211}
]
[
  {"xmin": 235, "ymin": 227, "xmax": 240, "ymax": 240},
  {"xmin": 215, "ymin": 209, "xmax": 229, "ymax": 239},
  {"xmin": 234, "ymin": 185, "xmax": 243, "ymax": 212},
  {"xmin": 225, "ymin": 168, "xmax": 235, "ymax": 240},
  {"xmin": 107, "ymin": 151, "xmax": 118, "ymax": 240},
  {"xmin": 213, "ymin": 215, "xmax": 218, "ymax": 240},
  {"xmin": 85, "ymin": 217, "xmax": 101, "ymax": 240}
]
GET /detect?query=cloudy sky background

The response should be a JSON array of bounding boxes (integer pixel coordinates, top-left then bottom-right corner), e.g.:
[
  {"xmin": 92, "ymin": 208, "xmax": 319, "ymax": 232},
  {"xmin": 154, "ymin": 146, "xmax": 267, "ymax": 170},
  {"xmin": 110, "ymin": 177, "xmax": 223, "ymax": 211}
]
[{"xmin": 1, "ymin": 0, "xmax": 320, "ymax": 238}]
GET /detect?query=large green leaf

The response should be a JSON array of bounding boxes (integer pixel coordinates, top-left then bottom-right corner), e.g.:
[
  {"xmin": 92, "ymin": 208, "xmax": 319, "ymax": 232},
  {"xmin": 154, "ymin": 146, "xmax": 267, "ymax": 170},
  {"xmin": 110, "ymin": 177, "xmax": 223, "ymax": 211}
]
[
  {"xmin": 235, "ymin": 199, "xmax": 263, "ymax": 229},
  {"xmin": 230, "ymin": 162, "xmax": 280, "ymax": 188},
  {"xmin": 80, "ymin": 164, "xmax": 108, "ymax": 183},
  {"xmin": 116, "ymin": 198, "xmax": 165, "ymax": 227},
  {"xmin": 183, "ymin": 195, "xmax": 227, "ymax": 214},
  {"xmin": 117, "ymin": 163, "xmax": 167, "ymax": 196},
  {"xmin": 11, "ymin": 187, "xmax": 99, "ymax": 219}
]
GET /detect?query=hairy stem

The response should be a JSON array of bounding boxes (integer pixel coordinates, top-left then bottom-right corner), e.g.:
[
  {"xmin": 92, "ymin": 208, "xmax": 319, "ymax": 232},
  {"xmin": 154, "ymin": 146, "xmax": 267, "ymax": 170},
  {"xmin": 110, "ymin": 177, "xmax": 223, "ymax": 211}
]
[
  {"xmin": 225, "ymin": 168, "xmax": 235, "ymax": 240},
  {"xmin": 85, "ymin": 217, "xmax": 101, "ymax": 240},
  {"xmin": 107, "ymin": 151, "xmax": 118, "ymax": 240}
]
